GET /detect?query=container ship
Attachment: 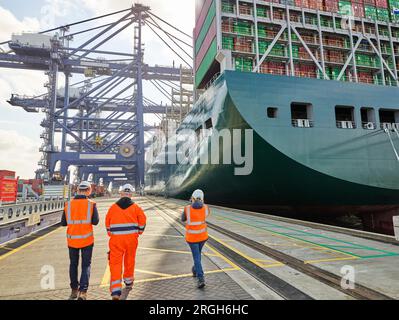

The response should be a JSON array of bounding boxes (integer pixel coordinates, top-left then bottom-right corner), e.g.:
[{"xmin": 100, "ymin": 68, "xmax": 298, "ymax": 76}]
[{"xmin": 145, "ymin": 0, "xmax": 399, "ymax": 235}]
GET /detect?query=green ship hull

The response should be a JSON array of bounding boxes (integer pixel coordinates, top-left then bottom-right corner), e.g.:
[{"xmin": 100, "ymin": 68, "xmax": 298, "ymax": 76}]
[{"xmin": 146, "ymin": 71, "xmax": 399, "ymax": 234}]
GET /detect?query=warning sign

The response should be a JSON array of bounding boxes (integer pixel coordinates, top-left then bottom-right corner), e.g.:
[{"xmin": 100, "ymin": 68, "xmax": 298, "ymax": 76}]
[{"xmin": 27, "ymin": 213, "xmax": 41, "ymax": 227}]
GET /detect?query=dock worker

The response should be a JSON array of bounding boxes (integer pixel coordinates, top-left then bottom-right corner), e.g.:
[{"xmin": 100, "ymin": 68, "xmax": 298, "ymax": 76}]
[
  {"xmin": 181, "ymin": 189, "xmax": 209, "ymax": 289},
  {"xmin": 61, "ymin": 181, "xmax": 99, "ymax": 300},
  {"xmin": 105, "ymin": 184, "xmax": 147, "ymax": 300}
]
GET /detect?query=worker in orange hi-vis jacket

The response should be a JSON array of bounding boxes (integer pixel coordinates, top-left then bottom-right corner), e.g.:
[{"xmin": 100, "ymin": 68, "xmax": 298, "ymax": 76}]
[{"xmin": 105, "ymin": 184, "xmax": 147, "ymax": 300}]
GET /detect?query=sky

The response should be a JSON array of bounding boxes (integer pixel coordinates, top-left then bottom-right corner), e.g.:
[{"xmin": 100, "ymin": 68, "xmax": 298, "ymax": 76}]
[{"xmin": 0, "ymin": 0, "xmax": 195, "ymax": 178}]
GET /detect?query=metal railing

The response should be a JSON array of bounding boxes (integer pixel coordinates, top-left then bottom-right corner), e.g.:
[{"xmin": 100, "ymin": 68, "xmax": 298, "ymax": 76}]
[
  {"xmin": 336, "ymin": 121, "xmax": 356, "ymax": 129},
  {"xmin": 0, "ymin": 199, "xmax": 65, "ymax": 226},
  {"xmin": 381, "ymin": 122, "xmax": 399, "ymax": 130},
  {"xmin": 292, "ymin": 119, "xmax": 313, "ymax": 128}
]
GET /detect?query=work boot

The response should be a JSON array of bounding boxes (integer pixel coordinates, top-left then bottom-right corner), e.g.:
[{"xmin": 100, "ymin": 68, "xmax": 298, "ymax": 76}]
[
  {"xmin": 112, "ymin": 295, "xmax": 121, "ymax": 301},
  {"xmin": 197, "ymin": 278, "xmax": 206, "ymax": 289},
  {"xmin": 191, "ymin": 266, "xmax": 196, "ymax": 278},
  {"xmin": 68, "ymin": 289, "xmax": 79, "ymax": 300},
  {"xmin": 77, "ymin": 291, "xmax": 87, "ymax": 300},
  {"xmin": 120, "ymin": 282, "xmax": 134, "ymax": 300},
  {"xmin": 125, "ymin": 282, "xmax": 134, "ymax": 290}
]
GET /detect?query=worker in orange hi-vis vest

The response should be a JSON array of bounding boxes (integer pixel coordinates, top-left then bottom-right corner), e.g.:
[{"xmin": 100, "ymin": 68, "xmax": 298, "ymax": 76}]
[
  {"xmin": 62, "ymin": 181, "xmax": 99, "ymax": 301},
  {"xmin": 105, "ymin": 184, "xmax": 147, "ymax": 300},
  {"xmin": 181, "ymin": 189, "xmax": 210, "ymax": 289}
]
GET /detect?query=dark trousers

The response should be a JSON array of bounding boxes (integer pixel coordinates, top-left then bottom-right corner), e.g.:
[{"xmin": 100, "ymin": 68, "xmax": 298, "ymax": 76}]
[
  {"xmin": 188, "ymin": 241, "xmax": 206, "ymax": 280},
  {"xmin": 68, "ymin": 244, "xmax": 94, "ymax": 292}
]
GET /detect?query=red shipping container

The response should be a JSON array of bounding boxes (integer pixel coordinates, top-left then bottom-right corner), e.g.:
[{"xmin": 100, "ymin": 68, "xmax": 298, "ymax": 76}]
[
  {"xmin": 0, "ymin": 177, "xmax": 18, "ymax": 203},
  {"xmin": 375, "ymin": 0, "xmax": 388, "ymax": 8},
  {"xmin": 0, "ymin": 170, "xmax": 15, "ymax": 179},
  {"xmin": 358, "ymin": 72, "xmax": 373, "ymax": 84},
  {"xmin": 295, "ymin": 0, "xmax": 309, "ymax": 8},
  {"xmin": 324, "ymin": 0, "xmax": 339, "ymax": 12},
  {"xmin": 364, "ymin": 0, "xmax": 376, "ymax": 5},
  {"xmin": 352, "ymin": 2, "xmax": 365, "ymax": 17}
]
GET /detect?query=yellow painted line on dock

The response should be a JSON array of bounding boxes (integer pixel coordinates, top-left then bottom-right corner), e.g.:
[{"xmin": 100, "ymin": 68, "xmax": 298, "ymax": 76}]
[
  {"xmin": 142, "ymin": 233, "xmax": 183, "ymax": 238},
  {"xmin": 304, "ymin": 256, "xmax": 359, "ymax": 265},
  {"xmin": 99, "ymin": 268, "xmax": 239, "ymax": 287},
  {"xmin": 258, "ymin": 262, "xmax": 285, "ymax": 268},
  {"xmin": 205, "ymin": 243, "xmax": 241, "ymax": 270},
  {"xmin": 138, "ymin": 246, "xmax": 219, "ymax": 257},
  {"xmin": 100, "ymin": 265, "xmax": 110, "ymax": 287},
  {"xmin": 253, "ymin": 258, "xmax": 276, "ymax": 263},
  {"xmin": 0, "ymin": 227, "xmax": 62, "ymax": 262},
  {"xmin": 208, "ymin": 234, "xmax": 275, "ymax": 269},
  {"xmin": 135, "ymin": 269, "xmax": 172, "ymax": 277}
]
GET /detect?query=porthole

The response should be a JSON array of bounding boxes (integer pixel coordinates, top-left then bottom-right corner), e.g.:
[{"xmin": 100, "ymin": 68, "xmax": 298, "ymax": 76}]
[{"xmin": 267, "ymin": 107, "xmax": 278, "ymax": 118}]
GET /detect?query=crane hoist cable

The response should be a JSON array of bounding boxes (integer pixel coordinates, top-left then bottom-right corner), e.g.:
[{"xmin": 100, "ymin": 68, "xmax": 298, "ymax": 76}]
[
  {"xmin": 146, "ymin": 23, "xmax": 192, "ymax": 68},
  {"xmin": 148, "ymin": 16, "xmax": 193, "ymax": 59},
  {"xmin": 147, "ymin": 11, "xmax": 192, "ymax": 39},
  {"xmin": 0, "ymin": 8, "xmax": 132, "ymax": 45}
]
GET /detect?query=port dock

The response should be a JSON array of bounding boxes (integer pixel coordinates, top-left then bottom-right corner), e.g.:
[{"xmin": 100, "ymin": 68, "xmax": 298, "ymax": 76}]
[{"xmin": 0, "ymin": 196, "xmax": 397, "ymax": 300}]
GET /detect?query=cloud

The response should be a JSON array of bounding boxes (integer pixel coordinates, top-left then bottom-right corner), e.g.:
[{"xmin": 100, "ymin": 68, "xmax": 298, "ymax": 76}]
[
  {"xmin": 0, "ymin": 7, "xmax": 40, "ymax": 43},
  {"xmin": 0, "ymin": 6, "xmax": 46, "ymax": 177},
  {"xmin": 0, "ymin": 129, "xmax": 41, "ymax": 178}
]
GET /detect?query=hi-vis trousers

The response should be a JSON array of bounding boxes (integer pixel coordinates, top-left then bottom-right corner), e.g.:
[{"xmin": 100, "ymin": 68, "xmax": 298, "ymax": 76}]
[{"xmin": 108, "ymin": 236, "xmax": 138, "ymax": 295}]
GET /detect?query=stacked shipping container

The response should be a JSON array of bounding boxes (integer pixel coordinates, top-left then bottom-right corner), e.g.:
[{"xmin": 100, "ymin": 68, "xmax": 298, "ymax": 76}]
[{"xmin": 203, "ymin": 0, "xmax": 399, "ymax": 88}]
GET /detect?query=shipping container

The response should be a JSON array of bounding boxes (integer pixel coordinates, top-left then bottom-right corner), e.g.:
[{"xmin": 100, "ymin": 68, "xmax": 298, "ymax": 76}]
[
  {"xmin": 0, "ymin": 177, "xmax": 18, "ymax": 203},
  {"xmin": 196, "ymin": 0, "xmax": 399, "ymax": 88},
  {"xmin": 0, "ymin": 170, "xmax": 15, "ymax": 179}
]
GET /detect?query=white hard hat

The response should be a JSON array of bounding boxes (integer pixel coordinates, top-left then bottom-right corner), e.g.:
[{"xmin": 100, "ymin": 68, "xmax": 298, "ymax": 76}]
[
  {"xmin": 78, "ymin": 181, "xmax": 91, "ymax": 190},
  {"xmin": 121, "ymin": 184, "xmax": 134, "ymax": 193},
  {"xmin": 191, "ymin": 189, "xmax": 204, "ymax": 201}
]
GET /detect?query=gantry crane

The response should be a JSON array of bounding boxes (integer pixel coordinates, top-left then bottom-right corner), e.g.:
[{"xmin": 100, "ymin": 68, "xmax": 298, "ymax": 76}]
[{"xmin": 0, "ymin": 4, "xmax": 194, "ymax": 190}]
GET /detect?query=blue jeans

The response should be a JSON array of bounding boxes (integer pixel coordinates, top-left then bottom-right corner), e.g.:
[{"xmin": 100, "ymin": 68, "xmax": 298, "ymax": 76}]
[
  {"xmin": 68, "ymin": 244, "xmax": 93, "ymax": 292},
  {"xmin": 188, "ymin": 241, "xmax": 206, "ymax": 280}
]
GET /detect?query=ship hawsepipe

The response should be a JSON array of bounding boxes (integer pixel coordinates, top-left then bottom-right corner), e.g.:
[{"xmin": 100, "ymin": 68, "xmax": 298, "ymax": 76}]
[{"xmin": 145, "ymin": 71, "xmax": 399, "ymax": 234}]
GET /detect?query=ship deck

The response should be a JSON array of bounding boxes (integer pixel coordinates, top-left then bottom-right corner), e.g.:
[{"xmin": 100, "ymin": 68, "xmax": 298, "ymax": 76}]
[{"xmin": 0, "ymin": 196, "xmax": 398, "ymax": 300}]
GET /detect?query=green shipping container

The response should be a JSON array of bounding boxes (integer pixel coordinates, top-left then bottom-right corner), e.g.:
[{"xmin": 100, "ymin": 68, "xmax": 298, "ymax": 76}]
[
  {"xmin": 234, "ymin": 22, "xmax": 252, "ymax": 35},
  {"xmin": 257, "ymin": 27, "xmax": 266, "ymax": 38},
  {"xmin": 222, "ymin": 2, "xmax": 235, "ymax": 14},
  {"xmin": 235, "ymin": 57, "xmax": 253, "ymax": 72},
  {"xmin": 338, "ymin": 0, "xmax": 353, "ymax": 16},
  {"xmin": 377, "ymin": 8, "xmax": 390, "ymax": 22},
  {"xmin": 292, "ymin": 45, "xmax": 299, "ymax": 58},
  {"xmin": 321, "ymin": 17, "xmax": 333, "ymax": 28},
  {"xmin": 257, "ymin": 7, "xmax": 267, "ymax": 18},
  {"xmin": 258, "ymin": 41, "xmax": 268, "ymax": 54},
  {"xmin": 222, "ymin": 36, "xmax": 234, "ymax": 50},
  {"xmin": 258, "ymin": 42, "xmax": 287, "ymax": 57},
  {"xmin": 364, "ymin": 5, "xmax": 377, "ymax": 21}
]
